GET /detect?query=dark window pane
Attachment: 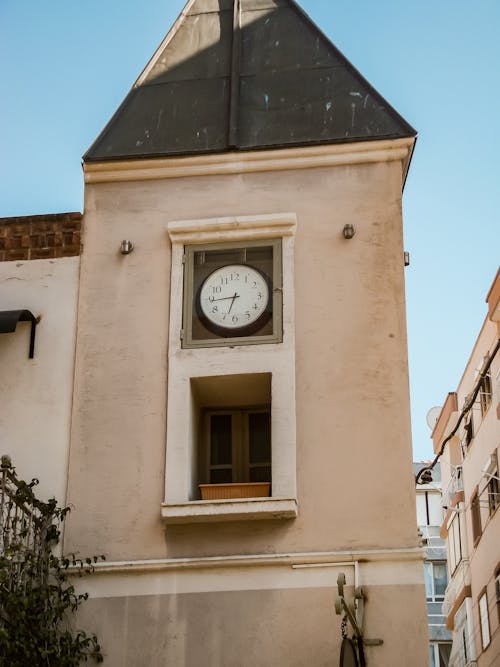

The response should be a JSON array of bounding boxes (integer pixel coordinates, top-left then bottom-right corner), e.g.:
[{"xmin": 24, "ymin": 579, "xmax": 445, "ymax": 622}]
[
  {"xmin": 248, "ymin": 412, "xmax": 271, "ymax": 463},
  {"xmin": 210, "ymin": 415, "xmax": 232, "ymax": 465},
  {"xmin": 210, "ymin": 468, "xmax": 233, "ymax": 483},
  {"xmin": 249, "ymin": 466, "xmax": 271, "ymax": 482},
  {"xmin": 438, "ymin": 643, "xmax": 451, "ymax": 666},
  {"xmin": 246, "ymin": 246, "xmax": 273, "ymax": 263}
]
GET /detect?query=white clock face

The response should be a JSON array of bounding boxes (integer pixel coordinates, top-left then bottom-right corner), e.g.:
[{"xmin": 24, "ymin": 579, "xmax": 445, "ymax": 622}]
[{"xmin": 199, "ymin": 264, "xmax": 270, "ymax": 331}]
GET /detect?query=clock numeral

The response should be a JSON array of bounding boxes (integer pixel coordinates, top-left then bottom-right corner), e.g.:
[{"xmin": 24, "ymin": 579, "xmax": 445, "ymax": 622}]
[
  {"xmin": 212, "ymin": 286, "xmax": 221, "ymax": 294},
  {"xmin": 245, "ymin": 311, "xmax": 251, "ymax": 320},
  {"xmin": 212, "ymin": 306, "xmax": 218, "ymax": 313},
  {"xmin": 252, "ymin": 281, "xmax": 257, "ymax": 288},
  {"xmin": 257, "ymin": 292, "xmax": 263, "ymax": 299},
  {"xmin": 230, "ymin": 273, "xmax": 239, "ymax": 281},
  {"xmin": 208, "ymin": 296, "xmax": 215, "ymax": 302},
  {"xmin": 232, "ymin": 315, "xmax": 238, "ymax": 323},
  {"xmin": 253, "ymin": 303, "xmax": 259, "ymax": 310}
]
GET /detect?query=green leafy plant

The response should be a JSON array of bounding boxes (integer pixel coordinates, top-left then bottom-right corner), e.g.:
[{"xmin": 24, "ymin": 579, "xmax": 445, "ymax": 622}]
[{"xmin": 0, "ymin": 455, "xmax": 104, "ymax": 665}]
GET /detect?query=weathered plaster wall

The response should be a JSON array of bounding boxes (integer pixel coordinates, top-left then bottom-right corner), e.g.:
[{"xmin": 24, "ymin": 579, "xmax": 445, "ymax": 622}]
[
  {"xmin": 75, "ymin": 559, "xmax": 427, "ymax": 667},
  {"xmin": 65, "ymin": 154, "xmax": 417, "ymax": 559},
  {"xmin": 0, "ymin": 257, "xmax": 80, "ymax": 502}
]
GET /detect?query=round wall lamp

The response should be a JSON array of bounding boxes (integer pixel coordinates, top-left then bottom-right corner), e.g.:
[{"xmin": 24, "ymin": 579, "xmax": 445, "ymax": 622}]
[
  {"xmin": 342, "ymin": 224, "xmax": 355, "ymax": 239},
  {"xmin": 120, "ymin": 240, "xmax": 134, "ymax": 255}
]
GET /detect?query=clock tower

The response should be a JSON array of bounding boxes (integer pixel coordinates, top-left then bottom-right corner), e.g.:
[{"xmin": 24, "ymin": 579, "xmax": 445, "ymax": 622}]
[{"xmin": 65, "ymin": 1, "xmax": 428, "ymax": 664}]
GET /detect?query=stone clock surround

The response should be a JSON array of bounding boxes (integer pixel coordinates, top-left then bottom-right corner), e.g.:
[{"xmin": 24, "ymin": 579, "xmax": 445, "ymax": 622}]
[{"xmin": 162, "ymin": 213, "xmax": 297, "ymax": 523}]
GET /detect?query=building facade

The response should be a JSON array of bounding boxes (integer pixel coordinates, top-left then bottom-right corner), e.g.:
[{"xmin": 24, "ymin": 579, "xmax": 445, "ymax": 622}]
[
  {"xmin": 1, "ymin": 1, "xmax": 429, "ymax": 664},
  {"xmin": 415, "ymin": 462, "xmax": 453, "ymax": 666},
  {"xmin": 0, "ymin": 213, "xmax": 82, "ymax": 503},
  {"xmin": 430, "ymin": 269, "xmax": 500, "ymax": 667}
]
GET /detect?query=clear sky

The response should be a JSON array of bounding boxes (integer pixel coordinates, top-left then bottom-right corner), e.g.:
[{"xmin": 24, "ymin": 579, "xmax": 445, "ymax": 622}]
[{"xmin": 1, "ymin": 0, "xmax": 498, "ymax": 461}]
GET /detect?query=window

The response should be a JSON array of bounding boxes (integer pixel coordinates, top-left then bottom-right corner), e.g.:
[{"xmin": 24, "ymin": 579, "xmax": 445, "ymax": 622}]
[
  {"xmin": 202, "ymin": 408, "xmax": 271, "ymax": 485},
  {"xmin": 163, "ymin": 213, "xmax": 297, "ymax": 523},
  {"xmin": 447, "ymin": 513, "xmax": 464, "ymax": 574},
  {"xmin": 479, "ymin": 370, "xmax": 492, "ymax": 417},
  {"xmin": 478, "ymin": 591, "xmax": 491, "ymax": 650},
  {"xmin": 448, "ymin": 599, "xmax": 474, "ymax": 667},
  {"xmin": 416, "ymin": 491, "xmax": 443, "ymax": 527},
  {"xmin": 496, "ymin": 569, "xmax": 500, "ymax": 623},
  {"xmin": 429, "ymin": 642, "xmax": 451, "ymax": 667},
  {"xmin": 424, "ymin": 562, "xmax": 448, "ymax": 601},
  {"xmin": 462, "ymin": 415, "xmax": 473, "ymax": 450},
  {"xmin": 471, "ymin": 490, "xmax": 482, "ymax": 543},
  {"xmin": 488, "ymin": 472, "xmax": 499, "ymax": 516}
]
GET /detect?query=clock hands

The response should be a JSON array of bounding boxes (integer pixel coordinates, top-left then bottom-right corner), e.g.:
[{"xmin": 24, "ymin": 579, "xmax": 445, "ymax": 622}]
[
  {"xmin": 210, "ymin": 294, "xmax": 240, "ymax": 302},
  {"xmin": 227, "ymin": 293, "xmax": 238, "ymax": 314},
  {"xmin": 209, "ymin": 293, "xmax": 240, "ymax": 315}
]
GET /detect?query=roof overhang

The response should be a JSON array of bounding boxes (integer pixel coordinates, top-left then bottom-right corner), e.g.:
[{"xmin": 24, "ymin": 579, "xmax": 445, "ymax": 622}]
[{"xmin": 83, "ymin": 137, "xmax": 416, "ymax": 190}]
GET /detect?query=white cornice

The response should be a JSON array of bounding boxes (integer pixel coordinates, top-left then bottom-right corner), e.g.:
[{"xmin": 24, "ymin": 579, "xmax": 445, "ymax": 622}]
[
  {"xmin": 83, "ymin": 138, "xmax": 415, "ymax": 185},
  {"xmin": 167, "ymin": 212, "xmax": 297, "ymax": 245}
]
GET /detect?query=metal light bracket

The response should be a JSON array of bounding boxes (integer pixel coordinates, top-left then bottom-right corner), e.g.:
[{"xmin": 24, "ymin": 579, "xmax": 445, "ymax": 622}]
[{"xmin": 335, "ymin": 572, "xmax": 383, "ymax": 665}]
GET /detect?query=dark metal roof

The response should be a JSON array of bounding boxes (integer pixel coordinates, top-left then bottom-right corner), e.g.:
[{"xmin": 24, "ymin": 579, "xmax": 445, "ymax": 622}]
[{"xmin": 84, "ymin": 0, "xmax": 416, "ymax": 162}]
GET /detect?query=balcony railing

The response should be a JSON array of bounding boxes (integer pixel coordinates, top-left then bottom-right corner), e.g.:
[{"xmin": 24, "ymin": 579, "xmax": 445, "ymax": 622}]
[{"xmin": 442, "ymin": 466, "xmax": 464, "ymax": 510}]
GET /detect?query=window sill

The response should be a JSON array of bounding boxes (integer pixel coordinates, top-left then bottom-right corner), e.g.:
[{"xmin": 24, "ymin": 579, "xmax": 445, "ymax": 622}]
[{"xmin": 161, "ymin": 497, "xmax": 298, "ymax": 524}]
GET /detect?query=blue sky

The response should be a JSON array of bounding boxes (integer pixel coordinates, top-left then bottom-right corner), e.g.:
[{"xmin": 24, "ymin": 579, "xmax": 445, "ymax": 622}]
[{"xmin": 1, "ymin": 1, "xmax": 498, "ymax": 460}]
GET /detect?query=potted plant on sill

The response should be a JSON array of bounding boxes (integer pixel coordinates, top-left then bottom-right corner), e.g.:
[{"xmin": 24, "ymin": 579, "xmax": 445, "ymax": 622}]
[{"xmin": 199, "ymin": 482, "xmax": 271, "ymax": 500}]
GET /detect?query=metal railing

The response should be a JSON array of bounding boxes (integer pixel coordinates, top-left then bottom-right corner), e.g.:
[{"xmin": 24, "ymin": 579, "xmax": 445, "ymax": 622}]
[
  {"xmin": 0, "ymin": 456, "xmax": 50, "ymax": 588},
  {"xmin": 442, "ymin": 466, "xmax": 464, "ymax": 510}
]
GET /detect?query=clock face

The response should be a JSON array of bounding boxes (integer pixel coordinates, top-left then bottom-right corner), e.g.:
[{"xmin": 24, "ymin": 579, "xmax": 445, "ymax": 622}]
[{"xmin": 198, "ymin": 264, "xmax": 270, "ymax": 333}]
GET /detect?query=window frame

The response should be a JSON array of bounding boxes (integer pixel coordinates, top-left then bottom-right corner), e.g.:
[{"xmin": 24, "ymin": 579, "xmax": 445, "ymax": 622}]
[
  {"xmin": 424, "ymin": 561, "xmax": 448, "ymax": 602},
  {"xmin": 495, "ymin": 566, "xmax": 500, "ymax": 624},
  {"xmin": 479, "ymin": 370, "xmax": 492, "ymax": 417},
  {"xmin": 487, "ymin": 472, "xmax": 499, "ymax": 516},
  {"xmin": 447, "ymin": 512, "xmax": 464, "ymax": 575},
  {"xmin": 471, "ymin": 488, "xmax": 482, "ymax": 545},
  {"xmin": 182, "ymin": 238, "xmax": 283, "ymax": 349},
  {"xmin": 478, "ymin": 589, "xmax": 491, "ymax": 650},
  {"xmin": 201, "ymin": 406, "xmax": 271, "ymax": 486}
]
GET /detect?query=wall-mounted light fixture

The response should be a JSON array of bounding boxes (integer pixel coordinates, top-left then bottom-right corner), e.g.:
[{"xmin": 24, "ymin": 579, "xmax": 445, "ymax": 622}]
[
  {"xmin": 404, "ymin": 251, "xmax": 410, "ymax": 267},
  {"xmin": 120, "ymin": 240, "xmax": 134, "ymax": 255},
  {"xmin": 342, "ymin": 224, "xmax": 355, "ymax": 240}
]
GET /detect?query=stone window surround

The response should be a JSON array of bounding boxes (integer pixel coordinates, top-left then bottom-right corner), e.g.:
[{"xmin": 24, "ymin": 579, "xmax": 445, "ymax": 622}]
[{"xmin": 162, "ymin": 212, "xmax": 297, "ymax": 524}]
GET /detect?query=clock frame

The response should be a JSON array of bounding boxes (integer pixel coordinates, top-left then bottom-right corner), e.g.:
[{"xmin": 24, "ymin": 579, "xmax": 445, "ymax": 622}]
[{"xmin": 182, "ymin": 239, "xmax": 282, "ymax": 348}]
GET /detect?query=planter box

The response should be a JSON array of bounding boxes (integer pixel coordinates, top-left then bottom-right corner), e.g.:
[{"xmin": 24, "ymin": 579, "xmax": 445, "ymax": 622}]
[{"xmin": 199, "ymin": 482, "xmax": 271, "ymax": 500}]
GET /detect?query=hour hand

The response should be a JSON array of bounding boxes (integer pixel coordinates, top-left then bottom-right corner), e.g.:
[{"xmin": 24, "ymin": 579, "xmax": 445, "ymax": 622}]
[{"xmin": 227, "ymin": 292, "xmax": 239, "ymax": 314}]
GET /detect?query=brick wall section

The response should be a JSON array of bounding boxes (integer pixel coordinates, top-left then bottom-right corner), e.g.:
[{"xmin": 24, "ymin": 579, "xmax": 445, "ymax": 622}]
[{"xmin": 0, "ymin": 212, "xmax": 82, "ymax": 262}]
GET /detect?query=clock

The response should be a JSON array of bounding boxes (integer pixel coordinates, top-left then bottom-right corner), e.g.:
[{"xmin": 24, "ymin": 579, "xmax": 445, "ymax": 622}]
[
  {"xmin": 182, "ymin": 240, "xmax": 282, "ymax": 347},
  {"xmin": 197, "ymin": 264, "xmax": 271, "ymax": 335}
]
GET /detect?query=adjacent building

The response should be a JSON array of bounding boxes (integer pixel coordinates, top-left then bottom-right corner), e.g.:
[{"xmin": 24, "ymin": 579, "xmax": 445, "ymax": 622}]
[
  {"xmin": 430, "ymin": 269, "xmax": 500, "ymax": 667},
  {"xmin": 1, "ymin": 1, "xmax": 429, "ymax": 664},
  {"xmin": 415, "ymin": 462, "xmax": 453, "ymax": 666},
  {"xmin": 0, "ymin": 213, "xmax": 82, "ymax": 503}
]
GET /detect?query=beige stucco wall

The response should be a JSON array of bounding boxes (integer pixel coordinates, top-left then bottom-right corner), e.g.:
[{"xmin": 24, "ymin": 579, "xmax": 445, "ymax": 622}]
[
  {"xmin": 0, "ymin": 257, "xmax": 80, "ymax": 502},
  {"xmin": 456, "ymin": 318, "xmax": 500, "ymax": 664},
  {"xmin": 65, "ymin": 142, "xmax": 427, "ymax": 665},
  {"xmin": 75, "ymin": 558, "xmax": 427, "ymax": 667},
  {"xmin": 66, "ymin": 150, "xmax": 418, "ymax": 561}
]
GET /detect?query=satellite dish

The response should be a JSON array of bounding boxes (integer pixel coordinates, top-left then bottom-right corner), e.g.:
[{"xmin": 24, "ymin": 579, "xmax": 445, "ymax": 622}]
[{"xmin": 426, "ymin": 406, "xmax": 442, "ymax": 430}]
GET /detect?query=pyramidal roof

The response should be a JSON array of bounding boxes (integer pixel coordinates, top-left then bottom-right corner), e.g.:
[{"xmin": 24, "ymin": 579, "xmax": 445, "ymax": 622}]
[{"xmin": 84, "ymin": 0, "xmax": 416, "ymax": 162}]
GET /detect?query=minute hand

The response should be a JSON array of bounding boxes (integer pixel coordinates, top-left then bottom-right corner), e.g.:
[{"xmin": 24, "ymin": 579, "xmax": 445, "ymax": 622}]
[{"xmin": 211, "ymin": 295, "xmax": 240, "ymax": 301}]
